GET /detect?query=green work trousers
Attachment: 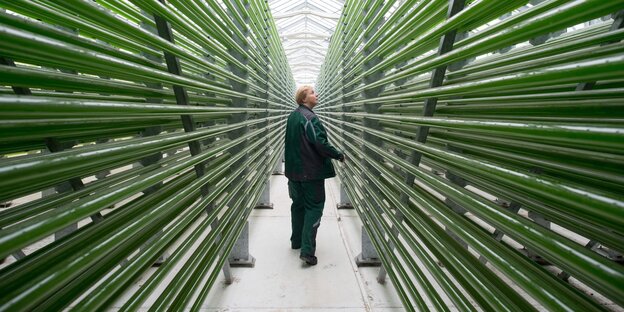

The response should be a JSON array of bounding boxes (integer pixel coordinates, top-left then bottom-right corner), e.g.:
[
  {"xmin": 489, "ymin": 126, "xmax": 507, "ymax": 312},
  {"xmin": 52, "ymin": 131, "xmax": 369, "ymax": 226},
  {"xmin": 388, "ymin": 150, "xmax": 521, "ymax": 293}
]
[{"xmin": 288, "ymin": 179, "xmax": 325, "ymax": 256}]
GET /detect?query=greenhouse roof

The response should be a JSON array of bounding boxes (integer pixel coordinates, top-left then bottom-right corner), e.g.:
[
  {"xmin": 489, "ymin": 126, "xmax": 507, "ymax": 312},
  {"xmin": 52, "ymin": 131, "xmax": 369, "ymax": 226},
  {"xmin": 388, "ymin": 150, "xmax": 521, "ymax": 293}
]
[{"xmin": 268, "ymin": 0, "xmax": 344, "ymax": 86}]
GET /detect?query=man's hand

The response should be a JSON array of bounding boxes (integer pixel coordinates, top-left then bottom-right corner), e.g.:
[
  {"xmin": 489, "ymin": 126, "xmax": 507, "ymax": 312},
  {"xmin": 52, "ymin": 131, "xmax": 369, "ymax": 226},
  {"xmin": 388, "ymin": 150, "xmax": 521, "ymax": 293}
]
[{"xmin": 339, "ymin": 154, "xmax": 346, "ymax": 163}]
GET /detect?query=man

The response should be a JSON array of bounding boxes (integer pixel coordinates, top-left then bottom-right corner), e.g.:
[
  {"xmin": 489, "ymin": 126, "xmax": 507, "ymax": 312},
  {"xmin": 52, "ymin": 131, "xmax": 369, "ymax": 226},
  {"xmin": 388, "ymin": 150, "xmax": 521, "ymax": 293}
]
[{"xmin": 285, "ymin": 85, "xmax": 345, "ymax": 266}]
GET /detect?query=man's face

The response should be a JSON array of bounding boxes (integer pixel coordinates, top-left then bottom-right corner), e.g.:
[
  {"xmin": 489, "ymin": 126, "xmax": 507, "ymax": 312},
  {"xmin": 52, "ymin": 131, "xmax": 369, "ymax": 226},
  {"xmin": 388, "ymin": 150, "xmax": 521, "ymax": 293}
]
[{"xmin": 305, "ymin": 89, "xmax": 318, "ymax": 107}]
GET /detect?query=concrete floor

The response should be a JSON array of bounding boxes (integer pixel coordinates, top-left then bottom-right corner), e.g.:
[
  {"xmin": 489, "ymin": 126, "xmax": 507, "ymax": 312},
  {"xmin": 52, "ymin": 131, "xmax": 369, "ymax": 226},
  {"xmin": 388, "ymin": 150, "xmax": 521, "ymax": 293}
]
[{"xmin": 199, "ymin": 174, "xmax": 405, "ymax": 311}]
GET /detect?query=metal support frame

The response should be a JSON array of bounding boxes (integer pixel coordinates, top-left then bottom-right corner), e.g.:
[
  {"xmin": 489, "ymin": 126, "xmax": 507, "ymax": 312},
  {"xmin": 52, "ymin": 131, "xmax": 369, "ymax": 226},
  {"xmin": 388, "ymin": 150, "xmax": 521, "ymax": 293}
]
[
  {"xmin": 224, "ymin": 0, "xmax": 255, "ymax": 278},
  {"xmin": 152, "ymin": 4, "xmax": 216, "ymax": 270},
  {"xmin": 132, "ymin": 13, "xmax": 170, "ymax": 266},
  {"xmin": 377, "ymin": 0, "xmax": 467, "ymax": 283},
  {"xmin": 355, "ymin": 2, "xmax": 386, "ymax": 269}
]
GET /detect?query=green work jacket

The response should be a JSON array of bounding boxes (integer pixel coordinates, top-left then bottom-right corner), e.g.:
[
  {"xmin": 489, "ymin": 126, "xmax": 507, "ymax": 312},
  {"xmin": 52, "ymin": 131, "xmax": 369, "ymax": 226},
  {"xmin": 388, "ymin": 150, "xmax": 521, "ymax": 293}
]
[{"xmin": 284, "ymin": 105, "xmax": 343, "ymax": 181}]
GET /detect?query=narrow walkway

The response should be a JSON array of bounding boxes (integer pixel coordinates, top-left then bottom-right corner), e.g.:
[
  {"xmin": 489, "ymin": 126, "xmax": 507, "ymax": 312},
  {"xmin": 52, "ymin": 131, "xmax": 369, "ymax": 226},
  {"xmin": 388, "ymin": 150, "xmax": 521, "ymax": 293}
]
[{"xmin": 201, "ymin": 174, "xmax": 404, "ymax": 311}]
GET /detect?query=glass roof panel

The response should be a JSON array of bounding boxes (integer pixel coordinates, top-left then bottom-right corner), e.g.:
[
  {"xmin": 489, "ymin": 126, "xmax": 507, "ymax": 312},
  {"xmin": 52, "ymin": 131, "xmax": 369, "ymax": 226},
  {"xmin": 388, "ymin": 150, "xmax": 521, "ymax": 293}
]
[{"xmin": 268, "ymin": 0, "xmax": 344, "ymax": 86}]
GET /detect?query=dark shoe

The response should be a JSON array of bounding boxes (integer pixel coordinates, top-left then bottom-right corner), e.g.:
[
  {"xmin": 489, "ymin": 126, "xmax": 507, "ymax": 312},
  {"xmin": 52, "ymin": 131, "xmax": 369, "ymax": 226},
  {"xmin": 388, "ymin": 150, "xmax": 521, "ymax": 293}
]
[
  {"xmin": 291, "ymin": 244, "xmax": 301, "ymax": 250},
  {"xmin": 300, "ymin": 254, "xmax": 318, "ymax": 265}
]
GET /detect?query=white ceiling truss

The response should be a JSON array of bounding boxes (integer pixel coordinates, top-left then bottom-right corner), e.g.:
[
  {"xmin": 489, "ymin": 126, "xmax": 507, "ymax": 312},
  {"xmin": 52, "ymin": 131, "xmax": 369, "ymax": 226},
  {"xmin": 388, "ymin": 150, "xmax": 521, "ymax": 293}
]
[{"xmin": 268, "ymin": 0, "xmax": 345, "ymax": 86}]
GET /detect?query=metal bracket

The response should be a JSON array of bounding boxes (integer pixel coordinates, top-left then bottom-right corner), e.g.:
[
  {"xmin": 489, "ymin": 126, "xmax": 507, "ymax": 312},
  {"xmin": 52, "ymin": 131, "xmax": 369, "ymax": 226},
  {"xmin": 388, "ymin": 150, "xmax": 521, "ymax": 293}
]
[
  {"xmin": 336, "ymin": 182, "xmax": 353, "ymax": 209},
  {"xmin": 271, "ymin": 157, "xmax": 284, "ymax": 175},
  {"xmin": 228, "ymin": 221, "xmax": 256, "ymax": 267},
  {"xmin": 222, "ymin": 263, "xmax": 234, "ymax": 285},
  {"xmin": 254, "ymin": 179, "xmax": 273, "ymax": 209},
  {"xmin": 355, "ymin": 226, "xmax": 381, "ymax": 267}
]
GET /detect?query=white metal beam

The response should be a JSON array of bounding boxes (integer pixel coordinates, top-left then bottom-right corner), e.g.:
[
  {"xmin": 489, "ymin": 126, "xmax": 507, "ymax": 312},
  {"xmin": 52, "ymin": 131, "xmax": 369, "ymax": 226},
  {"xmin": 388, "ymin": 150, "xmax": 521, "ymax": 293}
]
[
  {"xmin": 268, "ymin": 0, "xmax": 344, "ymax": 85},
  {"xmin": 286, "ymin": 48, "xmax": 326, "ymax": 57},
  {"xmin": 281, "ymin": 32, "xmax": 329, "ymax": 40},
  {"xmin": 289, "ymin": 55, "xmax": 325, "ymax": 63},
  {"xmin": 273, "ymin": 10, "xmax": 340, "ymax": 20}
]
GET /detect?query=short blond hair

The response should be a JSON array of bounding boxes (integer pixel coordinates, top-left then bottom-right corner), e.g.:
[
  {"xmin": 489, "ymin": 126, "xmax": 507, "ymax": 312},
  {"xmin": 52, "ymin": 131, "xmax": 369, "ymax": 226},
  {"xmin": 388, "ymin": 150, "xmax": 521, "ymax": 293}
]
[{"xmin": 295, "ymin": 85, "xmax": 314, "ymax": 105}]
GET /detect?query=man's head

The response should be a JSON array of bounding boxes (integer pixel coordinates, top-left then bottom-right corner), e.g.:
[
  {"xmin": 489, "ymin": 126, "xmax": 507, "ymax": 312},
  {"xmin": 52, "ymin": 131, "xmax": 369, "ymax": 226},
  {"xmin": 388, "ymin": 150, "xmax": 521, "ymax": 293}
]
[{"xmin": 295, "ymin": 85, "xmax": 318, "ymax": 108}]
